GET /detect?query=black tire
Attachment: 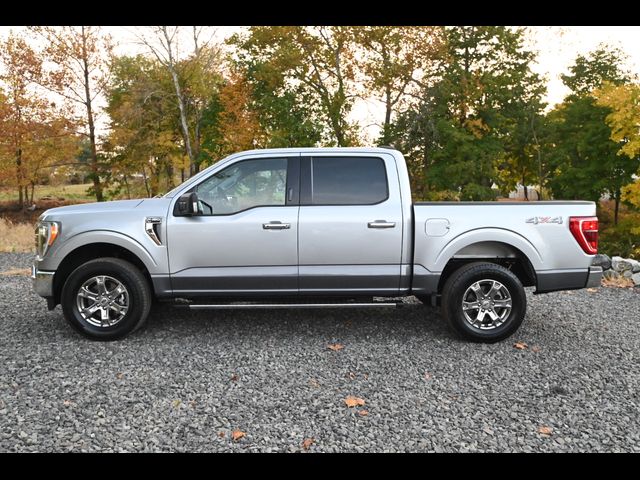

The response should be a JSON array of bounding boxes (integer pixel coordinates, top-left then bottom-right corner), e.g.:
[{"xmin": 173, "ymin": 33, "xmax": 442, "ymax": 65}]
[
  {"xmin": 61, "ymin": 257, "xmax": 152, "ymax": 341},
  {"xmin": 441, "ymin": 262, "xmax": 526, "ymax": 343}
]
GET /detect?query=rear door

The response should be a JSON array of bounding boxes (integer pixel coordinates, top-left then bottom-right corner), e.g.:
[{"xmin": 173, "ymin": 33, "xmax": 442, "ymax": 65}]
[{"xmin": 297, "ymin": 154, "xmax": 404, "ymax": 295}]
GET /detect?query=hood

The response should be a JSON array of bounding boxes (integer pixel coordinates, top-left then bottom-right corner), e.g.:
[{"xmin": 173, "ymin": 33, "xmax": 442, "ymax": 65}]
[{"xmin": 41, "ymin": 199, "xmax": 145, "ymax": 219}]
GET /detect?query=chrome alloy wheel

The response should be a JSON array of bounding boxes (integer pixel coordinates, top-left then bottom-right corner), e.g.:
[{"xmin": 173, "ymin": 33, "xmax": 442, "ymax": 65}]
[
  {"xmin": 75, "ymin": 275, "xmax": 129, "ymax": 327},
  {"xmin": 461, "ymin": 279, "xmax": 512, "ymax": 330}
]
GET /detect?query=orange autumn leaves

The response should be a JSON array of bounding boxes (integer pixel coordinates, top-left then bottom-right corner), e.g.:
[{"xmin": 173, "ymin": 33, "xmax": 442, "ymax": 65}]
[{"xmin": 344, "ymin": 396, "xmax": 365, "ymax": 408}]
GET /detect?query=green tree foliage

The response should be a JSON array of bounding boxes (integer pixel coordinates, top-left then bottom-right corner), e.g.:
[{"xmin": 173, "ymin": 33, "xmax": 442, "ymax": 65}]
[
  {"xmin": 394, "ymin": 27, "xmax": 546, "ymax": 200},
  {"xmin": 104, "ymin": 55, "xmax": 185, "ymax": 198},
  {"xmin": 230, "ymin": 26, "xmax": 359, "ymax": 147},
  {"xmin": 546, "ymin": 46, "xmax": 639, "ymax": 224},
  {"xmin": 104, "ymin": 51, "xmax": 229, "ymax": 197},
  {"xmin": 352, "ymin": 26, "xmax": 445, "ymax": 145},
  {"xmin": 596, "ymin": 82, "xmax": 640, "ymax": 159}
]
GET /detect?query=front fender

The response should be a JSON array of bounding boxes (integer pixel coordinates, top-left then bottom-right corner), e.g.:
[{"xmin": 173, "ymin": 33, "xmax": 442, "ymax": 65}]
[{"xmin": 44, "ymin": 230, "xmax": 165, "ymax": 275}]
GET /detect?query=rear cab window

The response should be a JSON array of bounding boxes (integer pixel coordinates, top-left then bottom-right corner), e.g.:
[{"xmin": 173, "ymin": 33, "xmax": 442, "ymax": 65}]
[{"xmin": 304, "ymin": 156, "xmax": 389, "ymax": 205}]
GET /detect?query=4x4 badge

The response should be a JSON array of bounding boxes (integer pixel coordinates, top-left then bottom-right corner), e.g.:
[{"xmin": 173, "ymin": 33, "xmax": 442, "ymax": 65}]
[{"xmin": 526, "ymin": 216, "xmax": 563, "ymax": 225}]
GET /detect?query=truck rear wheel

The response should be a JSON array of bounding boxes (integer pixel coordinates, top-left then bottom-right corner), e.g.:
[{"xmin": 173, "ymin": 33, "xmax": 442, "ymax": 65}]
[
  {"xmin": 441, "ymin": 262, "xmax": 526, "ymax": 343},
  {"xmin": 61, "ymin": 257, "xmax": 152, "ymax": 341}
]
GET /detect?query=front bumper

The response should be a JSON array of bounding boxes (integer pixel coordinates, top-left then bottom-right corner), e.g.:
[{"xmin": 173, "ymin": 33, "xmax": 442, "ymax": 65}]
[
  {"xmin": 586, "ymin": 266, "xmax": 603, "ymax": 288},
  {"xmin": 31, "ymin": 264, "xmax": 55, "ymax": 297}
]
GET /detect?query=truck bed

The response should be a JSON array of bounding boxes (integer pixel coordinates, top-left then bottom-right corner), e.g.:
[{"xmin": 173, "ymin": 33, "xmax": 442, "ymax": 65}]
[{"xmin": 411, "ymin": 200, "xmax": 598, "ymax": 294}]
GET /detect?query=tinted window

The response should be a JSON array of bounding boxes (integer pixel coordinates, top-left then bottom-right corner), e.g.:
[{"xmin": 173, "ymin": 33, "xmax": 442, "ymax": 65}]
[
  {"xmin": 195, "ymin": 158, "xmax": 287, "ymax": 215},
  {"xmin": 311, "ymin": 157, "xmax": 388, "ymax": 205}
]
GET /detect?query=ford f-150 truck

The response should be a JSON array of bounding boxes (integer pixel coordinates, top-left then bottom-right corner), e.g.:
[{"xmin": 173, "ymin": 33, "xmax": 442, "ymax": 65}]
[{"xmin": 32, "ymin": 147, "xmax": 602, "ymax": 342}]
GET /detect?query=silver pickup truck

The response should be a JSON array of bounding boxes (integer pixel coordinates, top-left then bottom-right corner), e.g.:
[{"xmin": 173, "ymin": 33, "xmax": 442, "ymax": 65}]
[{"xmin": 32, "ymin": 147, "xmax": 602, "ymax": 342}]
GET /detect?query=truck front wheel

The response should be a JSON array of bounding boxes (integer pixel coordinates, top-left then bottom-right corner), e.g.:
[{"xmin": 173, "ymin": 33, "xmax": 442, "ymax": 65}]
[
  {"xmin": 61, "ymin": 257, "xmax": 152, "ymax": 341},
  {"xmin": 441, "ymin": 262, "xmax": 526, "ymax": 343}
]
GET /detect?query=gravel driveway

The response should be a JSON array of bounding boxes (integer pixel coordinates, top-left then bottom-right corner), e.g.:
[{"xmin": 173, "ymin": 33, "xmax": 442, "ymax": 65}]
[{"xmin": 1, "ymin": 252, "xmax": 638, "ymax": 452}]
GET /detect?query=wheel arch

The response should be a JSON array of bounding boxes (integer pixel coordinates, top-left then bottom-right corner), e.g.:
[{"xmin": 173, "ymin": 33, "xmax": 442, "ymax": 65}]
[
  {"xmin": 52, "ymin": 242, "xmax": 153, "ymax": 306},
  {"xmin": 436, "ymin": 240, "xmax": 537, "ymax": 293}
]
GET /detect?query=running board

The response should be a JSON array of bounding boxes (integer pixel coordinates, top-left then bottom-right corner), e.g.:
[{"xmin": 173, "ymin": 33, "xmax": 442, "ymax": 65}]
[{"xmin": 187, "ymin": 302, "xmax": 399, "ymax": 310}]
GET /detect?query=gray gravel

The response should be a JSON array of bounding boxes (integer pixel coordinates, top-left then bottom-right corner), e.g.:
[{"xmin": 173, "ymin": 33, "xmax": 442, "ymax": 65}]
[{"xmin": 1, "ymin": 252, "xmax": 639, "ymax": 452}]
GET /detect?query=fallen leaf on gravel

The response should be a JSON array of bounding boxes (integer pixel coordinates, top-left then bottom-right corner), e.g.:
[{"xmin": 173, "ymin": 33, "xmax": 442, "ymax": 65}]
[
  {"xmin": 538, "ymin": 426, "xmax": 553, "ymax": 436},
  {"xmin": 347, "ymin": 371, "xmax": 356, "ymax": 380},
  {"xmin": 344, "ymin": 396, "xmax": 365, "ymax": 408},
  {"xmin": 230, "ymin": 374, "xmax": 238, "ymax": 382},
  {"xmin": 602, "ymin": 276, "xmax": 634, "ymax": 288},
  {"xmin": 328, "ymin": 343, "xmax": 344, "ymax": 351},
  {"xmin": 218, "ymin": 431, "xmax": 225, "ymax": 438},
  {"xmin": 116, "ymin": 372, "xmax": 124, "ymax": 379},
  {"xmin": 232, "ymin": 430, "xmax": 245, "ymax": 441},
  {"xmin": 63, "ymin": 400, "xmax": 73, "ymax": 407},
  {"xmin": 531, "ymin": 345, "xmax": 541, "ymax": 353},
  {"xmin": 309, "ymin": 378, "xmax": 320, "ymax": 388},
  {"xmin": 514, "ymin": 342, "xmax": 528, "ymax": 350},
  {"xmin": 189, "ymin": 400, "xmax": 197, "ymax": 408},
  {"xmin": 586, "ymin": 288, "xmax": 598, "ymax": 293},
  {"xmin": 424, "ymin": 372, "xmax": 432, "ymax": 380},
  {"xmin": 358, "ymin": 410, "xmax": 369, "ymax": 416},
  {"xmin": 302, "ymin": 438, "xmax": 315, "ymax": 450},
  {"xmin": 172, "ymin": 399, "xmax": 182, "ymax": 408}
]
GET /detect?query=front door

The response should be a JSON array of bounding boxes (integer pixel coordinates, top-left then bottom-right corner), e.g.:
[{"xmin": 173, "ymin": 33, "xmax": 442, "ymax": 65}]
[
  {"xmin": 167, "ymin": 155, "xmax": 300, "ymax": 296},
  {"xmin": 297, "ymin": 154, "xmax": 404, "ymax": 295}
]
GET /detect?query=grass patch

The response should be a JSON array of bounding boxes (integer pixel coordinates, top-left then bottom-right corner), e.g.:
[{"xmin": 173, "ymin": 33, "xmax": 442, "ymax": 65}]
[
  {"xmin": 0, "ymin": 218, "xmax": 34, "ymax": 253},
  {"xmin": 0, "ymin": 183, "xmax": 94, "ymax": 203}
]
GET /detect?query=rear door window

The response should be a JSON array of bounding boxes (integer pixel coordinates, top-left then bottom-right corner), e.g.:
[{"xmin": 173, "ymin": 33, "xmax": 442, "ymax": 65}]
[{"xmin": 310, "ymin": 157, "xmax": 388, "ymax": 205}]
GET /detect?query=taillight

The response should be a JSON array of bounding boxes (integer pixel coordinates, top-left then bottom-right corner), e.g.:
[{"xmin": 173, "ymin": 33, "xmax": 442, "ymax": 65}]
[{"xmin": 569, "ymin": 216, "xmax": 598, "ymax": 255}]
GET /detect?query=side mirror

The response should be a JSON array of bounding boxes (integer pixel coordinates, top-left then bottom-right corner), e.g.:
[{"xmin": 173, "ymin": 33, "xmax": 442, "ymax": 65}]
[{"xmin": 176, "ymin": 192, "xmax": 200, "ymax": 216}]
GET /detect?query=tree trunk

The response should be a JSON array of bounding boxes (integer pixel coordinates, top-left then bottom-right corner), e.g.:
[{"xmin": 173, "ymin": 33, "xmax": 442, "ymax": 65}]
[
  {"xmin": 194, "ymin": 117, "xmax": 202, "ymax": 174},
  {"xmin": 522, "ymin": 172, "xmax": 528, "ymax": 201},
  {"xmin": 141, "ymin": 165, "xmax": 151, "ymax": 198},
  {"xmin": 123, "ymin": 175, "xmax": 131, "ymax": 199},
  {"xmin": 382, "ymin": 86, "xmax": 392, "ymax": 145},
  {"xmin": 16, "ymin": 148, "xmax": 23, "ymax": 208},
  {"xmin": 530, "ymin": 110, "xmax": 544, "ymax": 201},
  {"xmin": 614, "ymin": 189, "xmax": 620, "ymax": 226},
  {"xmin": 81, "ymin": 26, "xmax": 104, "ymax": 202},
  {"xmin": 166, "ymin": 162, "xmax": 175, "ymax": 190},
  {"xmin": 421, "ymin": 141, "xmax": 430, "ymax": 200},
  {"xmin": 29, "ymin": 181, "xmax": 35, "ymax": 205},
  {"xmin": 169, "ymin": 66, "xmax": 196, "ymax": 177}
]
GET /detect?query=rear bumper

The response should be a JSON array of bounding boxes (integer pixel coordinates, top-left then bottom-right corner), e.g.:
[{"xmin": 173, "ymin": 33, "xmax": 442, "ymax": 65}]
[
  {"xmin": 31, "ymin": 264, "xmax": 55, "ymax": 298},
  {"xmin": 536, "ymin": 266, "xmax": 602, "ymax": 293},
  {"xmin": 585, "ymin": 266, "xmax": 603, "ymax": 288}
]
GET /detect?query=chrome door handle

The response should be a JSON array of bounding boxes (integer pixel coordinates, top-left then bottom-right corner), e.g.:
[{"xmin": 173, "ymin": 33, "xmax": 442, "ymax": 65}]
[
  {"xmin": 263, "ymin": 221, "xmax": 291, "ymax": 230},
  {"xmin": 368, "ymin": 220, "xmax": 396, "ymax": 229}
]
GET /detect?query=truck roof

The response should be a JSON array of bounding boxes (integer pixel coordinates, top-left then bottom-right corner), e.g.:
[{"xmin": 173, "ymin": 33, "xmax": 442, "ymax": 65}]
[{"xmin": 229, "ymin": 147, "xmax": 401, "ymax": 156}]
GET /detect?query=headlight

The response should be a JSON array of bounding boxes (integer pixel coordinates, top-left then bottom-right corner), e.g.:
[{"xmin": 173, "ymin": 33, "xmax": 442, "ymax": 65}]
[{"xmin": 35, "ymin": 221, "xmax": 60, "ymax": 258}]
